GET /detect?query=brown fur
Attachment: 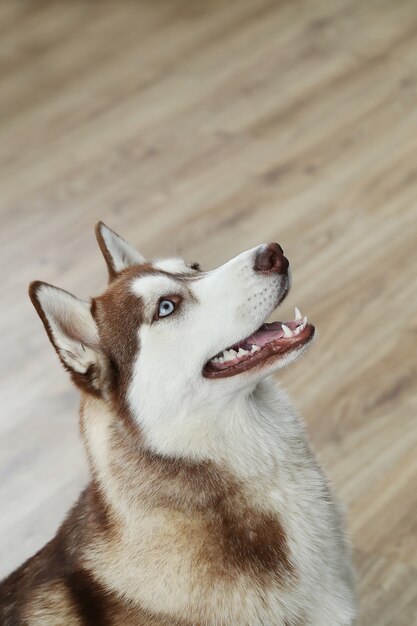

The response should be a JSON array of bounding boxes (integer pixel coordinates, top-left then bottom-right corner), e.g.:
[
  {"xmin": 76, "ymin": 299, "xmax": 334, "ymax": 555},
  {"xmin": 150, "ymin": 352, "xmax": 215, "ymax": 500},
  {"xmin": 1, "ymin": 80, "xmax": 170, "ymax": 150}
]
[
  {"xmin": 80, "ymin": 397, "xmax": 294, "ymax": 584},
  {"xmin": 0, "ymin": 393, "xmax": 293, "ymax": 624},
  {"xmin": 0, "ymin": 485, "xmax": 191, "ymax": 625},
  {"xmin": 91, "ymin": 266, "xmax": 147, "ymax": 417}
]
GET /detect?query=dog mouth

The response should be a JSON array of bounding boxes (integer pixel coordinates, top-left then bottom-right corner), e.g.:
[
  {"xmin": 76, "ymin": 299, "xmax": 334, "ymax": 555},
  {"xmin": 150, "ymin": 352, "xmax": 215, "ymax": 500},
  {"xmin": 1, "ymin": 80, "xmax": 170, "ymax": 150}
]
[{"xmin": 203, "ymin": 307, "xmax": 315, "ymax": 379}]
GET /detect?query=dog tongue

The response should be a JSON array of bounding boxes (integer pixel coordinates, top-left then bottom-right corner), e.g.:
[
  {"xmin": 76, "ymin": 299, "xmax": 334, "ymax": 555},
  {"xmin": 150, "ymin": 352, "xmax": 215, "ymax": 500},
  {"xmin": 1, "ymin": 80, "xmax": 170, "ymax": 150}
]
[{"xmin": 244, "ymin": 322, "xmax": 285, "ymax": 347}]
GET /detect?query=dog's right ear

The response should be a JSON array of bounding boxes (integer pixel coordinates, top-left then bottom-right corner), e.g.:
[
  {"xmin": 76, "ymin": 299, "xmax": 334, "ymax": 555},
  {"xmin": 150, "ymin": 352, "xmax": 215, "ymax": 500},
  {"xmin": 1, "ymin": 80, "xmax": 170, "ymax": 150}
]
[
  {"xmin": 95, "ymin": 222, "xmax": 145, "ymax": 281},
  {"xmin": 29, "ymin": 281, "xmax": 109, "ymax": 396}
]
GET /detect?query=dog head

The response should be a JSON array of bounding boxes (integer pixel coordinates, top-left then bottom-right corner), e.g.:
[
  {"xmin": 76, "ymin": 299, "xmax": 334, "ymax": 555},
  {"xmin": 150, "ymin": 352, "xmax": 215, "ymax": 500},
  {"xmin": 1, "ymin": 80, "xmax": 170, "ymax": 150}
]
[{"xmin": 30, "ymin": 224, "xmax": 314, "ymax": 456}]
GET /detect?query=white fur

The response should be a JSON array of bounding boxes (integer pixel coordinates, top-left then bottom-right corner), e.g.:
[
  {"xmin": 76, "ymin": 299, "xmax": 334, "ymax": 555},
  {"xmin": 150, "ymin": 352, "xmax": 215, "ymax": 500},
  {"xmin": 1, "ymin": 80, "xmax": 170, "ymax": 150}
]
[
  {"xmin": 153, "ymin": 258, "xmax": 192, "ymax": 273},
  {"xmin": 128, "ymin": 245, "xmax": 290, "ymax": 458},
  {"xmin": 99, "ymin": 222, "xmax": 145, "ymax": 272},
  {"xmin": 35, "ymin": 285, "xmax": 100, "ymax": 374},
  {"xmin": 84, "ymin": 383, "xmax": 355, "ymax": 625}
]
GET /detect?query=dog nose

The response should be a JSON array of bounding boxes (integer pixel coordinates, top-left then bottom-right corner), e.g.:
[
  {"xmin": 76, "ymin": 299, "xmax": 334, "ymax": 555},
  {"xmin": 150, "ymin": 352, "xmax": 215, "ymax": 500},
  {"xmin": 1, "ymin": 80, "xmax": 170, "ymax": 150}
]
[{"xmin": 254, "ymin": 243, "xmax": 289, "ymax": 275}]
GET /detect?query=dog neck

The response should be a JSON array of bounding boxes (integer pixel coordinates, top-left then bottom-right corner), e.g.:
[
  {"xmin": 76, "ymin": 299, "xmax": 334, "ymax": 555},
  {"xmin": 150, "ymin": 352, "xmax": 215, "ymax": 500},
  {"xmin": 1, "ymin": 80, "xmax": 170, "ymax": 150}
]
[{"xmin": 79, "ymin": 378, "xmax": 303, "ymax": 525}]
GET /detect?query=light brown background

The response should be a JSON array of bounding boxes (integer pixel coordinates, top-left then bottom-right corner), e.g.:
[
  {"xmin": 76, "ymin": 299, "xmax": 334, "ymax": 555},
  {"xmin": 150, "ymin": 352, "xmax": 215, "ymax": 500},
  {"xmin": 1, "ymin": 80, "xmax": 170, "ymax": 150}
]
[{"xmin": 0, "ymin": 1, "xmax": 416, "ymax": 624}]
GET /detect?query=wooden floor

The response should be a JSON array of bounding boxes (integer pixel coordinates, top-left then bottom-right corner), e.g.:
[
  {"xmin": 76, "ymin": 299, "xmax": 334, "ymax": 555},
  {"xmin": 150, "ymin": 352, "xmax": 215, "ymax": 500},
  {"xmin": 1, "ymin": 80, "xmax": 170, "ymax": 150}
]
[{"xmin": 1, "ymin": 0, "xmax": 417, "ymax": 623}]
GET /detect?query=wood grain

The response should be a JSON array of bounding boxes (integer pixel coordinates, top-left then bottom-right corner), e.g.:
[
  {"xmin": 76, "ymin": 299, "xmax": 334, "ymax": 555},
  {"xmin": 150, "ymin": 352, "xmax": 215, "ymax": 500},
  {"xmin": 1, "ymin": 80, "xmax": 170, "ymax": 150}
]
[{"xmin": 0, "ymin": 0, "xmax": 416, "ymax": 623}]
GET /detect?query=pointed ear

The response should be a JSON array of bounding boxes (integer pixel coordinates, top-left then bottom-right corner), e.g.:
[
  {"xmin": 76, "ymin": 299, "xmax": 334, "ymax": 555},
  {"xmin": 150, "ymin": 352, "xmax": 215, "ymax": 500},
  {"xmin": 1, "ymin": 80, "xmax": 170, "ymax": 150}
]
[
  {"xmin": 29, "ymin": 281, "xmax": 108, "ymax": 396},
  {"xmin": 95, "ymin": 222, "xmax": 145, "ymax": 281}
]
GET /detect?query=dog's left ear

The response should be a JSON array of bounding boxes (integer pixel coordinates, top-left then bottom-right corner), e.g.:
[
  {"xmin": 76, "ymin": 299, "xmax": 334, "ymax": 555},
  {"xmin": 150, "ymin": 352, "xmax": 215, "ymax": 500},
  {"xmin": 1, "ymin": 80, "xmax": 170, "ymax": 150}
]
[
  {"xmin": 29, "ymin": 281, "xmax": 109, "ymax": 396},
  {"xmin": 95, "ymin": 222, "xmax": 145, "ymax": 281}
]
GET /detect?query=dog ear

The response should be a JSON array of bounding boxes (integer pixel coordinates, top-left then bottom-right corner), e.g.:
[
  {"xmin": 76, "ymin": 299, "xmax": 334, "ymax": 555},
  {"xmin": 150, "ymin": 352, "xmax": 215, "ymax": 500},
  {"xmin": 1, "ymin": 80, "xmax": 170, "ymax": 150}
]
[
  {"xmin": 95, "ymin": 222, "xmax": 145, "ymax": 281},
  {"xmin": 29, "ymin": 281, "xmax": 108, "ymax": 396}
]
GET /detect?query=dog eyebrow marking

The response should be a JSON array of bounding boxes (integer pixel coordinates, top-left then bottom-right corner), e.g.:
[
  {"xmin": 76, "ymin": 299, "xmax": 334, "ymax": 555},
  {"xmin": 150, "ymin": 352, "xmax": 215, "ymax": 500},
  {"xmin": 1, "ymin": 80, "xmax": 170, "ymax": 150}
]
[
  {"xmin": 130, "ymin": 274, "xmax": 185, "ymax": 300},
  {"xmin": 153, "ymin": 258, "xmax": 191, "ymax": 274}
]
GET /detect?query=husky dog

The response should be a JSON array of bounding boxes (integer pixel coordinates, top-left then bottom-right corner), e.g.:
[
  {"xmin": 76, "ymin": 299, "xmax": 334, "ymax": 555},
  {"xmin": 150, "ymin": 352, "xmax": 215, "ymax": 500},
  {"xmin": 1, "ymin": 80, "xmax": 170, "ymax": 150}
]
[{"xmin": 0, "ymin": 224, "xmax": 356, "ymax": 625}]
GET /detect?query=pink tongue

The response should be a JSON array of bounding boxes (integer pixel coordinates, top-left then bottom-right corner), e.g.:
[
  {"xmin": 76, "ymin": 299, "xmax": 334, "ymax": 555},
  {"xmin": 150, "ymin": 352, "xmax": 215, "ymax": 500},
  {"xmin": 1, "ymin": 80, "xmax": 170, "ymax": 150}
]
[{"xmin": 244, "ymin": 322, "xmax": 285, "ymax": 347}]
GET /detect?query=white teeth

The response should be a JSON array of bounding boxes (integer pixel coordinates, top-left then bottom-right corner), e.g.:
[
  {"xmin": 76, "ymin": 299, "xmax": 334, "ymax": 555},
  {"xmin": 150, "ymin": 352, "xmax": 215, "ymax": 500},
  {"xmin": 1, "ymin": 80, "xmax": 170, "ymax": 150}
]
[
  {"xmin": 211, "ymin": 313, "xmax": 309, "ymax": 366},
  {"xmin": 222, "ymin": 349, "xmax": 238, "ymax": 362},
  {"xmin": 297, "ymin": 315, "xmax": 307, "ymax": 331},
  {"xmin": 212, "ymin": 345, "xmax": 254, "ymax": 365}
]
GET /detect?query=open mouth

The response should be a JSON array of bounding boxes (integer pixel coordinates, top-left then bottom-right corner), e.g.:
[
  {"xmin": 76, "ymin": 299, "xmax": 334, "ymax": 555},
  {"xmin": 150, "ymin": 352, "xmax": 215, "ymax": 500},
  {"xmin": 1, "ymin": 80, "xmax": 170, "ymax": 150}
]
[{"xmin": 203, "ymin": 307, "xmax": 315, "ymax": 379}]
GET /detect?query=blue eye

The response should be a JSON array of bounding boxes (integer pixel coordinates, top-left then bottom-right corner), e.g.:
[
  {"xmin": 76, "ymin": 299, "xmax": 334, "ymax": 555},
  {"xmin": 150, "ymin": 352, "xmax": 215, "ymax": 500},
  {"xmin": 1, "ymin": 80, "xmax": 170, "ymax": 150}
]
[{"xmin": 158, "ymin": 299, "xmax": 175, "ymax": 317}]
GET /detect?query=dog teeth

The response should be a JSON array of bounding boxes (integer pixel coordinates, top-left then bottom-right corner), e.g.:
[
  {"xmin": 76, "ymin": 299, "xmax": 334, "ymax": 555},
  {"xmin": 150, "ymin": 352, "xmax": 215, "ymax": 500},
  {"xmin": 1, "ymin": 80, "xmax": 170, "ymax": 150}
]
[
  {"xmin": 298, "ymin": 315, "xmax": 308, "ymax": 331},
  {"xmin": 210, "ymin": 312, "xmax": 310, "ymax": 366},
  {"xmin": 211, "ymin": 346, "xmax": 253, "ymax": 365}
]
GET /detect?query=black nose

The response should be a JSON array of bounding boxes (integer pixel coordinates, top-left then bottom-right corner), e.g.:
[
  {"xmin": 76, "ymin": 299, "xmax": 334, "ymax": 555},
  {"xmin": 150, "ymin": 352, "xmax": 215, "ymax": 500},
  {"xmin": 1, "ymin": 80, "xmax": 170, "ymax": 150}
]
[{"xmin": 254, "ymin": 243, "xmax": 289, "ymax": 275}]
